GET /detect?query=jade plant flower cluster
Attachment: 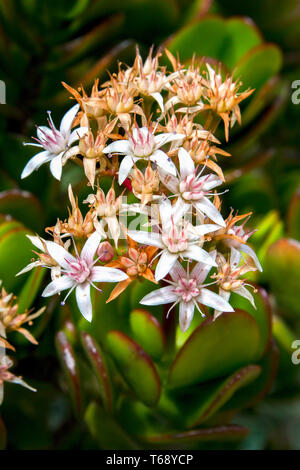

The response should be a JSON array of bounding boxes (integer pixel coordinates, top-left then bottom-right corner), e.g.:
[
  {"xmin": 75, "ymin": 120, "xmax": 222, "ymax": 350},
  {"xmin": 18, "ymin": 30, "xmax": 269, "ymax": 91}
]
[
  {"xmin": 0, "ymin": 281, "xmax": 44, "ymax": 404},
  {"xmin": 19, "ymin": 47, "xmax": 261, "ymax": 337}
]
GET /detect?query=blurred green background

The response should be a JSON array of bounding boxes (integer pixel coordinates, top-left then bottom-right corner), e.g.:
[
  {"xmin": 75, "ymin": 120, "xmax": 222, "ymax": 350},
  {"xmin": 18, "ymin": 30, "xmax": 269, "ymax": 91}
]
[{"xmin": 0, "ymin": 0, "xmax": 300, "ymax": 450}]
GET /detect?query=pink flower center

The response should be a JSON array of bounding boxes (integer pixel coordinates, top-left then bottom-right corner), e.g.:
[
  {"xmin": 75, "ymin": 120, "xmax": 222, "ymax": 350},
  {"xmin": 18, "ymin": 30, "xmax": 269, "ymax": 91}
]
[
  {"xmin": 162, "ymin": 222, "xmax": 189, "ymax": 253},
  {"xmin": 174, "ymin": 277, "xmax": 200, "ymax": 302},
  {"xmin": 129, "ymin": 128, "xmax": 155, "ymax": 157},
  {"xmin": 66, "ymin": 258, "xmax": 91, "ymax": 284},
  {"xmin": 179, "ymin": 174, "xmax": 212, "ymax": 201},
  {"xmin": 34, "ymin": 115, "xmax": 67, "ymax": 154}
]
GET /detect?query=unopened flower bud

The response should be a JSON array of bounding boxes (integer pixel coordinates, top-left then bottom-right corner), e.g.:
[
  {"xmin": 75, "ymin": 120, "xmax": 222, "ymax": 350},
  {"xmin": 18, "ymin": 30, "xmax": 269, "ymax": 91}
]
[{"xmin": 97, "ymin": 241, "xmax": 114, "ymax": 262}]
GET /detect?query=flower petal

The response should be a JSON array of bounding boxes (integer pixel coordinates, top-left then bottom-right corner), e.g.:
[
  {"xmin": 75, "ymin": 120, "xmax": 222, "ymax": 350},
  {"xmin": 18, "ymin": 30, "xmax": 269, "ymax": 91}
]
[
  {"xmin": 91, "ymin": 266, "xmax": 128, "ymax": 283},
  {"xmin": 159, "ymin": 197, "xmax": 173, "ymax": 230},
  {"xmin": 118, "ymin": 154, "xmax": 135, "ymax": 185},
  {"xmin": 107, "ymin": 216, "xmax": 121, "ymax": 248},
  {"xmin": 178, "ymin": 147, "xmax": 195, "ymax": 179},
  {"xmin": 150, "ymin": 92, "xmax": 164, "ymax": 113},
  {"xmin": 36, "ymin": 126, "xmax": 52, "ymax": 141},
  {"xmin": 16, "ymin": 261, "xmax": 41, "ymax": 276},
  {"xmin": 81, "ymin": 231, "xmax": 102, "ymax": 266},
  {"xmin": 69, "ymin": 126, "xmax": 89, "ymax": 145},
  {"xmin": 154, "ymin": 132, "xmax": 185, "ymax": 148},
  {"xmin": 127, "ymin": 230, "xmax": 163, "ymax": 248},
  {"xmin": 21, "ymin": 151, "xmax": 51, "ymax": 179},
  {"xmin": 170, "ymin": 260, "xmax": 187, "ymax": 282},
  {"xmin": 26, "ymin": 235, "xmax": 45, "ymax": 251},
  {"xmin": 60, "ymin": 104, "xmax": 80, "ymax": 136},
  {"xmin": 179, "ymin": 301, "xmax": 195, "ymax": 332},
  {"xmin": 191, "ymin": 250, "xmax": 217, "ymax": 283},
  {"xmin": 230, "ymin": 246, "xmax": 241, "ymax": 269},
  {"xmin": 233, "ymin": 286, "xmax": 256, "ymax": 308},
  {"xmin": 214, "ymin": 288, "xmax": 231, "ymax": 320},
  {"xmin": 184, "ymin": 244, "xmax": 217, "ymax": 267},
  {"xmin": 197, "ymin": 288, "xmax": 234, "ymax": 312},
  {"xmin": 50, "ymin": 153, "xmax": 63, "ymax": 180},
  {"xmin": 42, "ymin": 275, "xmax": 74, "ymax": 297},
  {"xmin": 240, "ymin": 244, "xmax": 263, "ymax": 272},
  {"xmin": 103, "ymin": 139, "xmax": 131, "ymax": 155},
  {"xmin": 150, "ymin": 149, "xmax": 176, "ymax": 176},
  {"xmin": 194, "ymin": 197, "xmax": 226, "ymax": 227},
  {"xmin": 76, "ymin": 283, "xmax": 93, "ymax": 322},
  {"xmin": 155, "ymin": 250, "xmax": 178, "ymax": 281},
  {"xmin": 201, "ymin": 174, "xmax": 222, "ymax": 191},
  {"xmin": 172, "ymin": 198, "xmax": 191, "ymax": 225},
  {"xmin": 45, "ymin": 241, "xmax": 76, "ymax": 270},
  {"xmin": 158, "ymin": 167, "xmax": 179, "ymax": 194},
  {"xmin": 10, "ymin": 376, "xmax": 37, "ymax": 392},
  {"xmin": 193, "ymin": 224, "xmax": 222, "ymax": 236},
  {"xmin": 140, "ymin": 285, "xmax": 178, "ymax": 306}
]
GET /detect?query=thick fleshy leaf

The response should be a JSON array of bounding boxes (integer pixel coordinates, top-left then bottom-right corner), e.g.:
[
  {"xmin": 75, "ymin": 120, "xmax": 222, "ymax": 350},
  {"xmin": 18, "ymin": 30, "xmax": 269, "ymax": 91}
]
[
  {"xmin": 272, "ymin": 315, "xmax": 298, "ymax": 354},
  {"xmin": 106, "ymin": 330, "xmax": 161, "ymax": 407},
  {"xmin": 168, "ymin": 310, "xmax": 261, "ymax": 389},
  {"xmin": 229, "ymin": 285, "xmax": 272, "ymax": 358},
  {"xmin": 233, "ymin": 44, "xmax": 282, "ymax": 92},
  {"xmin": 55, "ymin": 331, "xmax": 82, "ymax": 417},
  {"xmin": 220, "ymin": 18, "xmax": 262, "ymax": 70},
  {"xmin": 222, "ymin": 340, "xmax": 278, "ymax": 413},
  {"xmin": 81, "ymin": 332, "xmax": 113, "ymax": 411},
  {"xmin": 141, "ymin": 424, "xmax": 248, "ymax": 446},
  {"xmin": 250, "ymin": 210, "xmax": 284, "ymax": 269},
  {"xmin": 130, "ymin": 309, "xmax": 166, "ymax": 361},
  {"xmin": 0, "ymin": 218, "xmax": 24, "ymax": 238},
  {"xmin": 264, "ymin": 238, "xmax": 300, "ymax": 317},
  {"xmin": 0, "ymin": 189, "xmax": 44, "ymax": 231},
  {"xmin": 85, "ymin": 402, "xmax": 138, "ymax": 450},
  {"xmin": 165, "ymin": 16, "xmax": 228, "ymax": 63},
  {"xmin": 173, "ymin": 365, "xmax": 261, "ymax": 428},
  {"xmin": 17, "ymin": 266, "xmax": 46, "ymax": 313},
  {"xmin": 287, "ymin": 186, "xmax": 300, "ymax": 240},
  {"xmin": 0, "ymin": 225, "xmax": 33, "ymax": 292}
]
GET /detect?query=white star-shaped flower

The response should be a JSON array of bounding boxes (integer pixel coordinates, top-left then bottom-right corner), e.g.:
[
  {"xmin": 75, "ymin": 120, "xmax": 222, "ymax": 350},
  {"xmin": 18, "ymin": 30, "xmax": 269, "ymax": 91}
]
[
  {"xmin": 103, "ymin": 125, "xmax": 185, "ymax": 185},
  {"xmin": 21, "ymin": 104, "xmax": 87, "ymax": 181},
  {"xmin": 128, "ymin": 198, "xmax": 219, "ymax": 281},
  {"xmin": 140, "ymin": 257, "xmax": 234, "ymax": 332},
  {"xmin": 159, "ymin": 147, "xmax": 226, "ymax": 227},
  {"xmin": 41, "ymin": 231, "xmax": 128, "ymax": 322}
]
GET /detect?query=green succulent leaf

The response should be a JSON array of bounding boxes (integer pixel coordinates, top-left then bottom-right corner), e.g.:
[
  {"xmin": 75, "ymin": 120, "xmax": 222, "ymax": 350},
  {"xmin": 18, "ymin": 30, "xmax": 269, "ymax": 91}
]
[
  {"xmin": 0, "ymin": 218, "xmax": 24, "ymax": 238},
  {"xmin": 0, "ymin": 223, "xmax": 33, "ymax": 292},
  {"xmin": 166, "ymin": 16, "xmax": 228, "ymax": 63},
  {"xmin": 55, "ymin": 331, "xmax": 83, "ymax": 418},
  {"xmin": 85, "ymin": 402, "xmax": 138, "ymax": 450},
  {"xmin": 219, "ymin": 17, "xmax": 262, "ymax": 70},
  {"xmin": 229, "ymin": 285, "xmax": 272, "ymax": 358},
  {"xmin": 287, "ymin": 186, "xmax": 300, "ymax": 241},
  {"xmin": 178, "ymin": 365, "xmax": 261, "ymax": 428},
  {"xmin": 81, "ymin": 331, "xmax": 114, "ymax": 411},
  {"xmin": 129, "ymin": 309, "xmax": 166, "ymax": 361},
  {"xmin": 168, "ymin": 310, "xmax": 261, "ymax": 389},
  {"xmin": 106, "ymin": 330, "xmax": 161, "ymax": 407},
  {"xmin": 222, "ymin": 340, "xmax": 278, "ymax": 412},
  {"xmin": 141, "ymin": 424, "xmax": 249, "ymax": 446},
  {"xmin": 0, "ymin": 189, "xmax": 44, "ymax": 232},
  {"xmin": 233, "ymin": 43, "xmax": 282, "ymax": 92},
  {"xmin": 166, "ymin": 15, "xmax": 264, "ymax": 70},
  {"xmin": 272, "ymin": 315, "xmax": 298, "ymax": 353},
  {"xmin": 17, "ymin": 266, "xmax": 46, "ymax": 313},
  {"xmin": 264, "ymin": 238, "xmax": 300, "ymax": 317}
]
